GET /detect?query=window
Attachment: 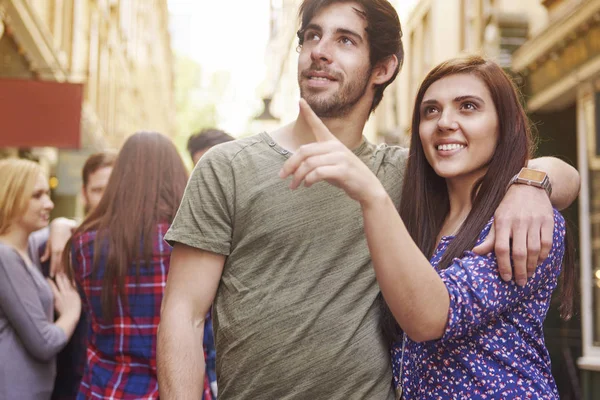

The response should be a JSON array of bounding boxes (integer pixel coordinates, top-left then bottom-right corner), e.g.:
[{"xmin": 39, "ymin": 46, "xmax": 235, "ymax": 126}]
[
  {"xmin": 461, "ymin": 0, "xmax": 478, "ymax": 51},
  {"xmin": 579, "ymin": 85, "xmax": 600, "ymax": 370},
  {"xmin": 422, "ymin": 12, "xmax": 432, "ymax": 74}
]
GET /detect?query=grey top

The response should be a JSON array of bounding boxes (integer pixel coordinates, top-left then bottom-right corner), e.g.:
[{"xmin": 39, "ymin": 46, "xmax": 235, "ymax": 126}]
[
  {"xmin": 0, "ymin": 234, "xmax": 67, "ymax": 400},
  {"xmin": 165, "ymin": 132, "xmax": 408, "ymax": 399}
]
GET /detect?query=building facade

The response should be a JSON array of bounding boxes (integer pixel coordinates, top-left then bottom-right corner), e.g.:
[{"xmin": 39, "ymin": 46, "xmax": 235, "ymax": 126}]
[
  {"xmin": 375, "ymin": 0, "xmax": 547, "ymax": 142},
  {"xmin": 0, "ymin": 0, "xmax": 175, "ymax": 216},
  {"xmin": 513, "ymin": 1, "xmax": 600, "ymax": 398}
]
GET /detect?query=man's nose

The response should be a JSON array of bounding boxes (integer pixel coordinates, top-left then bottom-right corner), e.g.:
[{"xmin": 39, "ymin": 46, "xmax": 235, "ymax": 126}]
[{"xmin": 310, "ymin": 39, "xmax": 333, "ymax": 64}]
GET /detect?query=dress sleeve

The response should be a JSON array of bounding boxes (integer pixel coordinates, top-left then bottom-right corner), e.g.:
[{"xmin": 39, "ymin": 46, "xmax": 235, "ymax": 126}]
[
  {"xmin": 164, "ymin": 148, "xmax": 235, "ymax": 255},
  {"xmin": 438, "ymin": 209, "xmax": 566, "ymax": 343},
  {"xmin": 0, "ymin": 248, "xmax": 67, "ymax": 361}
]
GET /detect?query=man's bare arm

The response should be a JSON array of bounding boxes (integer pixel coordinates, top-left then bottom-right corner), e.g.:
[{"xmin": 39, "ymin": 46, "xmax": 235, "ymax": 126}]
[
  {"xmin": 528, "ymin": 156, "xmax": 580, "ymax": 210},
  {"xmin": 474, "ymin": 156, "xmax": 580, "ymax": 284},
  {"xmin": 157, "ymin": 244, "xmax": 225, "ymax": 400}
]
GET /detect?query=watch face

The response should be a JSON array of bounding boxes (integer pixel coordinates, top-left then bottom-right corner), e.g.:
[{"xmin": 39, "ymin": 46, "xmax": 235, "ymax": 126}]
[{"xmin": 518, "ymin": 169, "xmax": 546, "ymax": 183}]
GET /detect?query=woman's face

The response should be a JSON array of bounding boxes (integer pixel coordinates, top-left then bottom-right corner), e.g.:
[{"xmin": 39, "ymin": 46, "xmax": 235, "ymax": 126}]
[
  {"xmin": 419, "ymin": 73, "xmax": 499, "ymax": 185},
  {"xmin": 15, "ymin": 173, "xmax": 54, "ymax": 233}
]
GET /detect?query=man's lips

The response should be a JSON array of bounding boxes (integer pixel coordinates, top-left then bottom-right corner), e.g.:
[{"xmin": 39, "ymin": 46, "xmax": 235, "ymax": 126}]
[{"xmin": 303, "ymin": 70, "xmax": 338, "ymax": 81}]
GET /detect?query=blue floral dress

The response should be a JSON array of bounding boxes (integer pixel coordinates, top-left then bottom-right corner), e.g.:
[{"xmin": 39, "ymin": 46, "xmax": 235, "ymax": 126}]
[{"xmin": 392, "ymin": 210, "xmax": 565, "ymax": 399}]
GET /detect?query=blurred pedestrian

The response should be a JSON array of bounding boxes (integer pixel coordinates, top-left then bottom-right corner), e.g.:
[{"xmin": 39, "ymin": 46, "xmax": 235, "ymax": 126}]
[
  {"xmin": 0, "ymin": 158, "xmax": 82, "ymax": 400},
  {"xmin": 64, "ymin": 132, "xmax": 189, "ymax": 399},
  {"xmin": 28, "ymin": 150, "xmax": 117, "ymax": 400},
  {"xmin": 37, "ymin": 150, "xmax": 117, "ymax": 279},
  {"xmin": 81, "ymin": 151, "xmax": 117, "ymax": 215},
  {"xmin": 187, "ymin": 128, "xmax": 234, "ymax": 165}
]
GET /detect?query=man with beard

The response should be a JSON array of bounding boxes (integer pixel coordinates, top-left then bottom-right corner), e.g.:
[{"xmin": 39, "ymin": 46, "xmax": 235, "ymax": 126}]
[
  {"xmin": 80, "ymin": 151, "xmax": 116, "ymax": 215},
  {"xmin": 157, "ymin": 1, "xmax": 580, "ymax": 399}
]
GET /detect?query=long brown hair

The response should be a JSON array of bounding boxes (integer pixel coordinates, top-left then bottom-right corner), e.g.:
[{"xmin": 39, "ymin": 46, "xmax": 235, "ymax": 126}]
[
  {"xmin": 399, "ymin": 56, "xmax": 574, "ymax": 321},
  {"xmin": 66, "ymin": 132, "xmax": 188, "ymax": 320}
]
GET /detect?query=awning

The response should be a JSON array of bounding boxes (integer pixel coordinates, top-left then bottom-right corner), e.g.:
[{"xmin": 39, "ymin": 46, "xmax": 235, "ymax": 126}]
[{"xmin": 0, "ymin": 78, "xmax": 83, "ymax": 148}]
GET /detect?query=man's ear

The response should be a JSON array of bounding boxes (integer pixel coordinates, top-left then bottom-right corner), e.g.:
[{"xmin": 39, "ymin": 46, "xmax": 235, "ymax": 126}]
[{"xmin": 371, "ymin": 55, "xmax": 399, "ymax": 86}]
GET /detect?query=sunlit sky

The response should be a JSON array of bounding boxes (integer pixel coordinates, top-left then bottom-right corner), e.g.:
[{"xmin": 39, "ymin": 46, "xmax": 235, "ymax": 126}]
[
  {"xmin": 167, "ymin": 0, "xmax": 418, "ymax": 136},
  {"xmin": 168, "ymin": 0, "xmax": 271, "ymax": 135}
]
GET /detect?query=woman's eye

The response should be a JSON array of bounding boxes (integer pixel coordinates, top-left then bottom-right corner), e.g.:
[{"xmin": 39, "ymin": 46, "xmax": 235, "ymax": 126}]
[{"xmin": 424, "ymin": 106, "xmax": 438, "ymax": 115}]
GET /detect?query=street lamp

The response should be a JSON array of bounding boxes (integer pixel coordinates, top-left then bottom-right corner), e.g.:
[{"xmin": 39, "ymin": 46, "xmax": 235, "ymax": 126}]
[{"xmin": 255, "ymin": 97, "xmax": 279, "ymax": 122}]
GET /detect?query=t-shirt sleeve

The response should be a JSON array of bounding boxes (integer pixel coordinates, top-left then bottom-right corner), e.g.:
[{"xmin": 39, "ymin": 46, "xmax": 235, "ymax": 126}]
[
  {"xmin": 437, "ymin": 209, "xmax": 566, "ymax": 343},
  {"xmin": 395, "ymin": 146, "xmax": 409, "ymax": 172},
  {"xmin": 164, "ymin": 149, "xmax": 235, "ymax": 255},
  {"xmin": 0, "ymin": 248, "xmax": 67, "ymax": 361}
]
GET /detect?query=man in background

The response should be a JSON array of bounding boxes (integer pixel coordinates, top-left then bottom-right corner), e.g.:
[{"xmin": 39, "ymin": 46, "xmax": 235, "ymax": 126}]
[
  {"xmin": 81, "ymin": 151, "xmax": 117, "ymax": 214},
  {"xmin": 187, "ymin": 129, "xmax": 234, "ymax": 166}
]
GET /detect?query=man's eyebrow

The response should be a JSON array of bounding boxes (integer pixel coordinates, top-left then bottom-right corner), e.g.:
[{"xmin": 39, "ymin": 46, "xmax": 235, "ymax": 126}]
[
  {"xmin": 336, "ymin": 28, "xmax": 364, "ymax": 43},
  {"xmin": 303, "ymin": 23, "xmax": 322, "ymax": 33}
]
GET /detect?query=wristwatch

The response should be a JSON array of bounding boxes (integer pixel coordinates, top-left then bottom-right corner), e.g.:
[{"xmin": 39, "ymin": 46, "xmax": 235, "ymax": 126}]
[{"xmin": 507, "ymin": 167, "xmax": 552, "ymax": 197}]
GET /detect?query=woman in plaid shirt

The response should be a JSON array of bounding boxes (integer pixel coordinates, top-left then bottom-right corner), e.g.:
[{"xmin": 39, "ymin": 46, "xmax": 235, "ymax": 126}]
[{"xmin": 64, "ymin": 132, "xmax": 213, "ymax": 399}]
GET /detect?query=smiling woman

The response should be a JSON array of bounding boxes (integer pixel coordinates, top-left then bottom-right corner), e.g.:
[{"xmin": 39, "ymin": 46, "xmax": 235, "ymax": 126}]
[{"xmin": 0, "ymin": 158, "xmax": 82, "ymax": 400}]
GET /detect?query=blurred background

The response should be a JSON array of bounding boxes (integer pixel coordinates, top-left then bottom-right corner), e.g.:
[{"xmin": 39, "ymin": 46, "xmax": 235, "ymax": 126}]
[{"xmin": 1, "ymin": 0, "xmax": 600, "ymax": 398}]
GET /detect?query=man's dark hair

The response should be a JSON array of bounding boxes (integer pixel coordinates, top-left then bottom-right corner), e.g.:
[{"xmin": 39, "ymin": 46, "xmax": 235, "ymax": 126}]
[
  {"xmin": 187, "ymin": 128, "xmax": 234, "ymax": 159},
  {"xmin": 82, "ymin": 151, "xmax": 117, "ymax": 188},
  {"xmin": 297, "ymin": 0, "xmax": 404, "ymax": 113}
]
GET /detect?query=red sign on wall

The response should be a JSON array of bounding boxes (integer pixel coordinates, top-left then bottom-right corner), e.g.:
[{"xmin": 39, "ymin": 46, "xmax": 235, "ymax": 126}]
[{"xmin": 0, "ymin": 79, "xmax": 83, "ymax": 149}]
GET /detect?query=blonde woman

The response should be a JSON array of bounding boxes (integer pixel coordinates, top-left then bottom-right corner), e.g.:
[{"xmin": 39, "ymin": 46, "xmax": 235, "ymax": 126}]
[{"xmin": 0, "ymin": 159, "xmax": 81, "ymax": 399}]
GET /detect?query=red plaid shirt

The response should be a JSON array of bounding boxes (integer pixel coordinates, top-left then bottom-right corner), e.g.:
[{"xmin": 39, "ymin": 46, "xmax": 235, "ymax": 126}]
[{"xmin": 71, "ymin": 223, "xmax": 212, "ymax": 399}]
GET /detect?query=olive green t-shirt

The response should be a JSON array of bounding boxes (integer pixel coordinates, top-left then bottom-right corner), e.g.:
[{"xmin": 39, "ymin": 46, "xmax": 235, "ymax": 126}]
[{"xmin": 165, "ymin": 132, "xmax": 408, "ymax": 400}]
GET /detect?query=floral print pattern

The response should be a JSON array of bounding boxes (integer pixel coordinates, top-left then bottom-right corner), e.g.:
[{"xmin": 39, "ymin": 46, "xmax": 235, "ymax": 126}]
[{"xmin": 392, "ymin": 210, "xmax": 565, "ymax": 399}]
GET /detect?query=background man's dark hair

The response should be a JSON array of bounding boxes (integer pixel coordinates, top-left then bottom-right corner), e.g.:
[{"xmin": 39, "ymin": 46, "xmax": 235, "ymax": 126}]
[
  {"xmin": 187, "ymin": 128, "xmax": 234, "ymax": 159},
  {"xmin": 82, "ymin": 151, "xmax": 117, "ymax": 188},
  {"xmin": 297, "ymin": 0, "xmax": 404, "ymax": 112}
]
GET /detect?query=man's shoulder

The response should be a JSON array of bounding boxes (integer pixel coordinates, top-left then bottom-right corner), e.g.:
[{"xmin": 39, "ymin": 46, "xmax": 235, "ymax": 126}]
[
  {"xmin": 374, "ymin": 143, "xmax": 409, "ymax": 166},
  {"xmin": 202, "ymin": 133, "xmax": 266, "ymax": 163}
]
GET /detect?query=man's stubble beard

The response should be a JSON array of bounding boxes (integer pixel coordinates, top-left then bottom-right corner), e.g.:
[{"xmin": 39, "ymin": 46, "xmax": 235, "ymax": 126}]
[{"xmin": 299, "ymin": 67, "xmax": 372, "ymax": 118}]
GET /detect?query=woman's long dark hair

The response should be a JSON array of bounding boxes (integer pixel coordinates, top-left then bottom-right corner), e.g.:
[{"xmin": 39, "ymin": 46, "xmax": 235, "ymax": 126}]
[
  {"xmin": 384, "ymin": 56, "xmax": 575, "ymax": 341},
  {"xmin": 65, "ymin": 132, "xmax": 188, "ymax": 320}
]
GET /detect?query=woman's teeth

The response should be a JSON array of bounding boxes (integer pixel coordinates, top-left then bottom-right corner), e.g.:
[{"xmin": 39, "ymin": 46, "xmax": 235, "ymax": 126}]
[{"xmin": 437, "ymin": 144, "xmax": 465, "ymax": 151}]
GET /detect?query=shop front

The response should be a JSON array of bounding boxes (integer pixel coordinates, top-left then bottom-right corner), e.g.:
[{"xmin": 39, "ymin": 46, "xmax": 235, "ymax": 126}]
[{"xmin": 513, "ymin": 1, "xmax": 600, "ymax": 398}]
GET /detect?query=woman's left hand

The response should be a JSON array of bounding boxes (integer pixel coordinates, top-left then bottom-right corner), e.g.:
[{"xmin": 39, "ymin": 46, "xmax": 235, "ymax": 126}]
[{"xmin": 279, "ymin": 99, "xmax": 386, "ymax": 205}]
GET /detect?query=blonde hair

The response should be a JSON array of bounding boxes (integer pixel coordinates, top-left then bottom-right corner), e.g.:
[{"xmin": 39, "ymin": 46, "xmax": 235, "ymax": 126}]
[{"xmin": 0, "ymin": 158, "xmax": 43, "ymax": 235}]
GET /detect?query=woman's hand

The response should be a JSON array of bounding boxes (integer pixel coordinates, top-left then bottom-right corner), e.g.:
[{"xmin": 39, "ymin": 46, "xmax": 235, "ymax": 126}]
[
  {"xmin": 48, "ymin": 273, "xmax": 81, "ymax": 318},
  {"xmin": 279, "ymin": 99, "xmax": 387, "ymax": 205}
]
